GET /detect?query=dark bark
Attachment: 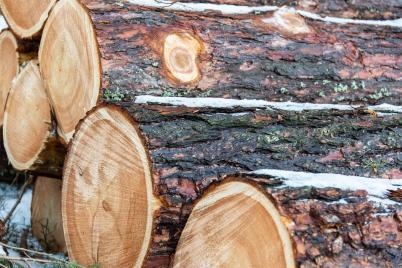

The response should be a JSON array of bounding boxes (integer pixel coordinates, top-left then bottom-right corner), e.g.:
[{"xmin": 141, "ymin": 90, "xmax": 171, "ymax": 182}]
[
  {"xmin": 110, "ymin": 103, "xmax": 402, "ymax": 266},
  {"xmin": 29, "ymin": 133, "xmax": 66, "ymax": 179},
  {"xmin": 179, "ymin": 0, "xmax": 402, "ymax": 19},
  {"xmin": 0, "ymin": 132, "xmax": 17, "ymax": 182},
  {"xmin": 126, "ymin": 103, "xmax": 402, "ymax": 184},
  {"xmin": 83, "ymin": 1, "xmax": 402, "ymax": 105}
]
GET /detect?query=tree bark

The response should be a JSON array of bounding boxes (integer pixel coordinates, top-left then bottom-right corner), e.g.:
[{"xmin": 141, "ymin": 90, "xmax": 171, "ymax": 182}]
[
  {"xmin": 126, "ymin": 101, "xmax": 402, "ymax": 183},
  {"xmin": 85, "ymin": 1, "xmax": 402, "ymax": 105},
  {"xmin": 0, "ymin": 131, "xmax": 17, "ymax": 182},
  {"xmin": 178, "ymin": 0, "xmax": 402, "ymax": 19},
  {"xmin": 62, "ymin": 103, "xmax": 402, "ymax": 267}
]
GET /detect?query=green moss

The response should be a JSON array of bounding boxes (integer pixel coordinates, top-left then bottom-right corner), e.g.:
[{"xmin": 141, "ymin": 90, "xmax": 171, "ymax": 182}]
[
  {"xmin": 322, "ymin": 80, "xmax": 331, "ymax": 85},
  {"xmin": 351, "ymin": 81, "xmax": 359, "ymax": 90},
  {"xmin": 369, "ymin": 88, "xmax": 391, "ymax": 100},
  {"xmin": 104, "ymin": 89, "xmax": 124, "ymax": 102},
  {"xmin": 362, "ymin": 159, "xmax": 386, "ymax": 173},
  {"xmin": 333, "ymin": 83, "xmax": 348, "ymax": 93}
]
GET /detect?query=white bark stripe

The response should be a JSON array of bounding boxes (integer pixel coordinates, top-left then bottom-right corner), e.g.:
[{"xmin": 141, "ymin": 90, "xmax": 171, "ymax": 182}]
[
  {"xmin": 127, "ymin": 0, "xmax": 402, "ymax": 28},
  {"xmin": 135, "ymin": 95, "xmax": 402, "ymax": 114}
]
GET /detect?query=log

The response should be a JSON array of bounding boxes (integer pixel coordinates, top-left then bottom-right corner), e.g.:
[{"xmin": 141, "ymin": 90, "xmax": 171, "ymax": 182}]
[
  {"xmin": 0, "ymin": 30, "xmax": 18, "ymax": 182},
  {"xmin": 0, "ymin": 30, "xmax": 18, "ymax": 126},
  {"xmin": 3, "ymin": 61, "xmax": 65, "ymax": 177},
  {"xmin": 177, "ymin": 0, "xmax": 402, "ymax": 19},
  {"xmin": 173, "ymin": 176, "xmax": 402, "ymax": 268},
  {"xmin": 0, "ymin": 0, "xmax": 56, "ymax": 38},
  {"xmin": 39, "ymin": 0, "xmax": 402, "ymax": 141},
  {"xmin": 31, "ymin": 176, "xmax": 66, "ymax": 253},
  {"xmin": 173, "ymin": 179, "xmax": 296, "ymax": 268},
  {"xmin": 62, "ymin": 103, "xmax": 402, "ymax": 267}
]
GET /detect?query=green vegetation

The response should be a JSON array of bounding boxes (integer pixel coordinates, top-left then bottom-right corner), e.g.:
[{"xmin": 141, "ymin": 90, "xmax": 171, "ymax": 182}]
[
  {"xmin": 369, "ymin": 88, "xmax": 391, "ymax": 100},
  {"xmin": 104, "ymin": 89, "xmax": 124, "ymax": 102}
]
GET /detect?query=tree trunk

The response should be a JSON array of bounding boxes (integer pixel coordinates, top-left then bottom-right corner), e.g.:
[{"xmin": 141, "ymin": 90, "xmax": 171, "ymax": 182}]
[
  {"xmin": 38, "ymin": 0, "xmax": 402, "ymax": 142},
  {"xmin": 31, "ymin": 176, "xmax": 66, "ymax": 253},
  {"xmin": 178, "ymin": 0, "xmax": 402, "ymax": 19},
  {"xmin": 62, "ymin": 104, "xmax": 402, "ymax": 267},
  {"xmin": 0, "ymin": 0, "xmax": 56, "ymax": 38},
  {"xmin": 3, "ymin": 61, "xmax": 65, "ymax": 178},
  {"xmin": 173, "ymin": 176, "xmax": 402, "ymax": 268}
]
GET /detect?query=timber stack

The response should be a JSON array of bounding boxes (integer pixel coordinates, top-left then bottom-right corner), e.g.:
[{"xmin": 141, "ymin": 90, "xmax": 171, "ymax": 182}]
[{"xmin": 0, "ymin": 0, "xmax": 401, "ymax": 267}]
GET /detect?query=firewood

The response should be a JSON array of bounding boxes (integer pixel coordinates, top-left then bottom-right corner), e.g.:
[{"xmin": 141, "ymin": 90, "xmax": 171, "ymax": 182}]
[{"xmin": 38, "ymin": 0, "xmax": 402, "ymax": 142}]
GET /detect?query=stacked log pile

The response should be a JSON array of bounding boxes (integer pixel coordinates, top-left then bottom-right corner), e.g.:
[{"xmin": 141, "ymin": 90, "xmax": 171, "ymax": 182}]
[{"xmin": 0, "ymin": 0, "xmax": 401, "ymax": 267}]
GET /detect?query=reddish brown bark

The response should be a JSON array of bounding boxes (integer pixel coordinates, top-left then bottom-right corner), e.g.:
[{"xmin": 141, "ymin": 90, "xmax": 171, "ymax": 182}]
[{"xmin": 83, "ymin": 1, "xmax": 402, "ymax": 105}]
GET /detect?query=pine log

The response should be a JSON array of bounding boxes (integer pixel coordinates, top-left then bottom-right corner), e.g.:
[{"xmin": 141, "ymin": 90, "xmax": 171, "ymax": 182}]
[
  {"xmin": 31, "ymin": 176, "xmax": 66, "ymax": 253},
  {"xmin": 0, "ymin": 30, "xmax": 18, "ymax": 126},
  {"xmin": 178, "ymin": 0, "xmax": 402, "ymax": 19},
  {"xmin": 39, "ymin": 0, "xmax": 402, "ymax": 142},
  {"xmin": 0, "ymin": 30, "xmax": 18, "ymax": 182},
  {"xmin": 0, "ymin": 0, "xmax": 56, "ymax": 38},
  {"xmin": 173, "ymin": 177, "xmax": 402, "ymax": 268},
  {"xmin": 3, "ymin": 61, "xmax": 65, "ymax": 177},
  {"xmin": 62, "ymin": 104, "xmax": 402, "ymax": 267}
]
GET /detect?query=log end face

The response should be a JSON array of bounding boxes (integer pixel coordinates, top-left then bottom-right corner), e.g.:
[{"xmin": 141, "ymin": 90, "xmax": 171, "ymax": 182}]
[
  {"xmin": 173, "ymin": 180, "xmax": 295, "ymax": 268},
  {"xmin": 263, "ymin": 8, "xmax": 312, "ymax": 35},
  {"xmin": 62, "ymin": 105, "xmax": 154, "ymax": 267},
  {"xmin": 0, "ymin": 0, "xmax": 56, "ymax": 38},
  {"xmin": 32, "ymin": 177, "xmax": 67, "ymax": 253},
  {"xmin": 3, "ymin": 61, "xmax": 51, "ymax": 170},
  {"xmin": 0, "ymin": 30, "xmax": 18, "ymax": 126},
  {"xmin": 39, "ymin": 0, "xmax": 101, "ymax": 143},
  {"xmin": 163, "ymin": 32, "xmax": 203, "ymax": 84}
]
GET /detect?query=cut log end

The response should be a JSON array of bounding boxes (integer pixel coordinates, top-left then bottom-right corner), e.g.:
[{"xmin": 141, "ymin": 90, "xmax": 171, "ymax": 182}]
[
  {"xmin": 39, "ymin": 0, "xmax": 100, "ymax": 142},
  {"xmin": 32, "ymin": 177, "xmax": 66, "ymax": 253},
  {"xmin": 62, "ymin": 105, "xmax": 155, "ymax": 267},
  {"xmin": 173, "ymin": 180, "xmax": 296, "ymax": 268},
  {"xmin": 262, "ymin": 8, "xmax": 312, "ymax": 35},
  {"xmin": 3, "ymin": 61, "xmax": 51, "ymax": 170},
  {"xmin": 0, "ymin": 0, "xmax": 56, "ymax": 38},
  {"xmin": 163, "ymin": 32, "xmax": 203, "ymax": 84},
  {"xmin": 0, "ymin": 30, "xmax": 18, "ymax": 126}
]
